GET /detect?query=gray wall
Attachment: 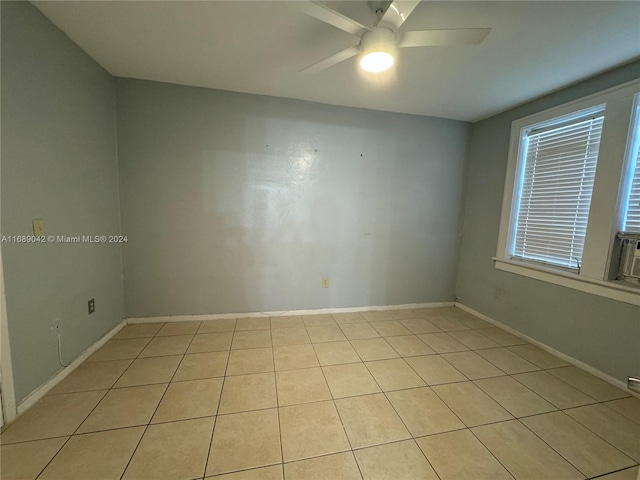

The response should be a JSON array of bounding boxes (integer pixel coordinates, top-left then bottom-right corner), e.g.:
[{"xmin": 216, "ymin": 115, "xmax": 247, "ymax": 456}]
[
  {"xmin": 456, "ymin": 60, "xmax": 640, "ymax": 383},
  {"xmin": 1, "ymin": 2, "xmax": 124, "ymax": 402},
  {"xmin": 116, "ymin": 79, "xmax": 469, "ymax": 317}
]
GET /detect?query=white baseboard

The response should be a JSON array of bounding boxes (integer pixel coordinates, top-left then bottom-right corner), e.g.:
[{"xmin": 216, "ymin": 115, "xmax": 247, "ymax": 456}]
[
  {"xmin": 15, "ymin": 319, "xmax": 127, "ymax": 417},
  {"xmin": 455, "ymin": 302, "xmax": 638, "ymax": 398},
  {"xmin": 126, "ymin": 301, "xmax": 455, "ymax": 324}
]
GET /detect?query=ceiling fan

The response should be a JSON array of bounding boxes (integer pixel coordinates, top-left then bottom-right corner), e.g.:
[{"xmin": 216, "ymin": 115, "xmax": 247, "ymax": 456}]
[{"xmin": 295, "ymin": 0, "xmax": 491, "ymax": 74}]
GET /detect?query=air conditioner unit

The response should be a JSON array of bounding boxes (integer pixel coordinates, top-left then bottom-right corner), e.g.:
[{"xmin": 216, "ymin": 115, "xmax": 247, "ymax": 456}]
[
  {"xmin": 617, "ymin": 232, "xmax": 640, "ymax": 285},
  {"xmin": 631, "ymin": 251, "xmax": 640, "ymax": 278}
]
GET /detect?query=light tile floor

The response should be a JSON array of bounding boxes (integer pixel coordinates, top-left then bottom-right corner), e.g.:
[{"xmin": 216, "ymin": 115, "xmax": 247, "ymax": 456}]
[{"xmin": 2, "ymin": 306, "xmax": 639, "ymax": 480}]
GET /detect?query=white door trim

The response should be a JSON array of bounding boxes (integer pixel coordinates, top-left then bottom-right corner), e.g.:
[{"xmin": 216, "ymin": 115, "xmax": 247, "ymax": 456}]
[{"xmin": 0, "ymin": 249, "xmax": 18, "ymax": 424}]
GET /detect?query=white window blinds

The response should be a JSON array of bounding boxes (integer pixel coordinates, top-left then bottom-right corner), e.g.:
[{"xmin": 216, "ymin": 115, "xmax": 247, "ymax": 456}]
[
  {"xmin": 622, "ymin": 111, "xmax": 640, "ymax": 232},
  {"xmin": 512, "ymin": 114, "xmax": 604, "ymax": 269}
]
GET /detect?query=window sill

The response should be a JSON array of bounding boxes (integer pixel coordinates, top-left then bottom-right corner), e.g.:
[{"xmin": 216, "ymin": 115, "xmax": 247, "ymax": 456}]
[{"xmin": 493, "ymin": 257, "xmax": 640, "ymax": 306}]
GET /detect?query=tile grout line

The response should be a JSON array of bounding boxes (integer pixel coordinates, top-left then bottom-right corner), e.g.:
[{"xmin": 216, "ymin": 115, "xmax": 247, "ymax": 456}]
[
  {"xmin": 544, "ymin": 368, "xmax": 633, "ymax": 402},
  {"xmin": 508, "ymin": 371, "xmax": 600, "ymax": 410},
  {"xmin": 356, "ymin": 350, "xmax": 445, "ymax": 480},
  {"xmin": 512, "ymin": 415, "xmax": 602, "ymax": 478},
  {"xmin": 86, "ymin": 325, "xmax": 178, "ymax": 476},
  {"xmin": 600, "ymin": 399, "xmax": 640, "ymax": 427},
  {"xmin": 470, "ymin": 376, "xmax": 554, "ymax": 418},
  {"xmin": 204, "ymin": 463, "xmax": 283, "ymax": 479},
  {"xmin": 201, "ymin": 318, "xmax": 235, "ymax": 479},
  {"xmin": 422, "ymin": 347, "xmax": 524, "ymax": 480},
  {"xmin": 420, "ymin": 322, "xmax": 638, "ymax": 479},
  {"xmin": 314, "ymin": 314, "xmax": 366, "ymax": 480},
  {"xmin": 33, "ymin": 337, "xmax": 238, "ymax": 476},
  {"xmin": 408, "ymin": 347, "xmax": 471, "ymax": 383},
  {"xmin": 559, "ymin": 403, "xmax": 640, "ymax": 466},
  {"xmin": 270, "ymin": 317, "xmax": 287, "ymax": 471},
  {"xmin": 31, "ymin": 435, "xmax": 72, "ymax": 480},
  {"xmin": 23, "ymin": 397, "xmax": 638, "ymax": 472},
  {"xmin": 117, "ymin": 321, "xmax": 201, "ymax": 480},
  {"xmin": 501, "ymin": 343, "xmax": 567, "ymax": 369},
  {"xmin": 105, "ymin": 323, "xmax": 166, "ymax": 389},
  {"xmin": 10, "ymin": 309, "xmax": 638, "ymax": 480},
  {"xmin": 332, "ymin": 317, "xmax": 446, "ymax": 478},
  {"xmin": 455, "ymin": 350, "xmax": 517, "ymax": 378},
  {"xmin": 526, "ymin": 403, "xmax": 640, "ymax": 445},
  {"xmin": 129, "ymin": 322, "xmax": 620, "ymax": 480},
  {"xmin": 7, "ymin": 398, "xmax": 555, "ymax": 448},
  {"xmin": 328, "ymin": 313, "xmax": 371, "ymax": 480},
  {"xmin": 468, "ymin": 374, "xmax": 610, "ymax": 477},
  {"xmin": 462, "ymin": 423, "xmax": 519, "ymax": 479},
  {"xmin": 589, "ymin": 465, "xmax": 640, "ymax": 479},
  {"xmin": 34, "ymin": 322, "xmax": 171, "ymax": 480},
  {"xmin": 425, "ymin": 381, "xmax": 519, "ymax": 480}
]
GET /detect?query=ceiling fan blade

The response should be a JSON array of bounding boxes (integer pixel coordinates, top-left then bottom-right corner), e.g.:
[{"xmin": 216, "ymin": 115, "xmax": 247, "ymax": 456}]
[
  {"xmin": 377, "ymin": 0, "xmax": 420, "ymax": 30},
  {"xmin": 299, "ymin": 46, "xmax": 360, "ymax": 74},
  {"xmin": 294, "ymin": 1, "xmax": 369, "ymax": 37},
  {"xmin": 398, "ymin": 28, "xmax": 491, "ymax": 47}
]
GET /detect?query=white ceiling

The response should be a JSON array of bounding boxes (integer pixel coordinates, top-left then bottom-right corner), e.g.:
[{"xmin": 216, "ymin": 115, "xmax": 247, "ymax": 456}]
[{"xmin": 33, "ymin": 1, "xmax": 640, "ymax": 121}]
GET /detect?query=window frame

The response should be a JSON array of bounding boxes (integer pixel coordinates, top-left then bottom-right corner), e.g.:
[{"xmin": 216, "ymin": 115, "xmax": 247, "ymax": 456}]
[
  {"xmin": 619, "ymin": 92, "xmax": 640, "ymax": 233},
  {"xmin": 495, "ymin": 79, "xmax": 640, "ymax": 306},
  {"xmin": 509, "ymin": 105, "xmax": 605, "ymax": 271}
]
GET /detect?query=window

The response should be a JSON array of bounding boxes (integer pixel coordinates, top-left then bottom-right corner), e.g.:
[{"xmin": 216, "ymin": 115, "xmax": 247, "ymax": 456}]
[
  {"xmin": 495, "ymin": 79, "xmax": 640, "ymax": 306},
  {"xmin": 511, "ymin": 109, "xmax": 604, "ymax": 270},
  {"xmin": 621, "ymin": 94, "xmax": 640, "ymax": 233}
]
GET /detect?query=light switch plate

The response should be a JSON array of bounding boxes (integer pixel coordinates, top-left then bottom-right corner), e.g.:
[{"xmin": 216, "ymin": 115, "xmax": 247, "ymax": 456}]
[{"xmin": 32, "ymin": 219, "xmax": 45, "ymax": 236}]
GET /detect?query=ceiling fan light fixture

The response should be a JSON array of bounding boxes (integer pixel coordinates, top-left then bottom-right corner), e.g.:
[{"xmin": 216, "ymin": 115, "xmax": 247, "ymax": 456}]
[
  {"xmin": 359, "ymin": 27, "xmax": 396, "ymax": 73},
  {"xmin": 360, "ymin": 51, "xmax": 394, "ymax": 73}
]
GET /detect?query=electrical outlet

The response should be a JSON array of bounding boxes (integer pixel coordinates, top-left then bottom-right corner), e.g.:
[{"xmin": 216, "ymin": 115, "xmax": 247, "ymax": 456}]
[
  {"xmin": 88, "ymin": 298, "xmax": 95, "ymax": 314},
  {"xmin": 322, "ymin": 278, "xmax": 329, "ymax": 288},
  {"xmin": 51, "ymin": 318, "xmax": 60, "ymax": 337},
  {"xmin": 494, "ymin": 288, "xmax": 503, "ymax": 299}
]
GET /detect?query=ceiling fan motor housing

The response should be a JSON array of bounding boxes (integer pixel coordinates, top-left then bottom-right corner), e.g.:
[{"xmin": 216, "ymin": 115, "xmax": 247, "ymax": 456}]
[{"xmin": 360, "ymin": 27, "xmax": 397, "ymax": 58}]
